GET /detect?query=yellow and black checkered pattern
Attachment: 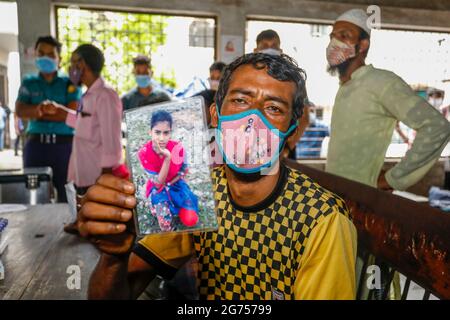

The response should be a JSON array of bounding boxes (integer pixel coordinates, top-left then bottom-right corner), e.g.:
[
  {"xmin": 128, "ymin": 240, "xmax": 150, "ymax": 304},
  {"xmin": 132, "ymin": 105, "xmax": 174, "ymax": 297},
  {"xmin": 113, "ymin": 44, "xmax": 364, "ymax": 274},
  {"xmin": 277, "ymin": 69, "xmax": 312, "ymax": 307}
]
[{"xmin": 193, "ymin": 165, "xmax": 349, "ymax": 300}]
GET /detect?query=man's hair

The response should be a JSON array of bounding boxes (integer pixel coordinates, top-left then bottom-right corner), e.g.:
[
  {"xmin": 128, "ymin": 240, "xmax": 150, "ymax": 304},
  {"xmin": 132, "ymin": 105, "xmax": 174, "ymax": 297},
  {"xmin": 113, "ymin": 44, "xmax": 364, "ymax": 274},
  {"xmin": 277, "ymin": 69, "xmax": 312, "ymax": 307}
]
[
  {"xmin": 256, "ymin": 29, "xmax": 280, "ymax": 45},
  {"xmin": 209, "ymin": 61, "xmax": 227, "ymax": 73},
  {"xmin": 150, "ymin": 110, "xmax": 173, "ymax": 129},
  {"xmin": 74, "ymin": 44, "xmax": 105, "ymax": 76},
  {"xmin": 133, "ymin": 55, "xmax": 151, "ymax": 67},
  {"xmin": 216, "ymin": 53, "xmax": 307, "ymax": 121},
  {"xmin": 35, "ymin": 36, "xmax": 62, "ymax": 55}
]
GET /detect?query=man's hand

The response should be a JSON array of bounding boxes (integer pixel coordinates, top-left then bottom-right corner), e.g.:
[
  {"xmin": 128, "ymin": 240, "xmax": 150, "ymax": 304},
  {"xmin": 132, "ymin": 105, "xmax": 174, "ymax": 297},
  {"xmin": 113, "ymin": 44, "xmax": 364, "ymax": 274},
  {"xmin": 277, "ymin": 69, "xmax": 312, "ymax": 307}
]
[
  {"xmin": 36, "ymin": 101, "xmax": 58, "ymax": 118},
  {"xmin": 40, "ymin": 102, "xmax": 58, "ymax": 115},
  {"xmin": 377, "ymin": 171, "xmax": 394, "ymax": 192},
  {"xmin": 78, "ymin": 174, "xmax": 137, "ymax": 256}
]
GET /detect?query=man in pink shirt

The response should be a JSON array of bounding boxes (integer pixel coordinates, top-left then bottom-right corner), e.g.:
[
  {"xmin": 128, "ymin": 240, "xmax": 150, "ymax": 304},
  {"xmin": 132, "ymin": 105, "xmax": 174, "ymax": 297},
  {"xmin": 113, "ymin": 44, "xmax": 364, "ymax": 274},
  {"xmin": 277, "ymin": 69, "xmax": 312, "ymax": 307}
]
[{"xmin": 64, "ymin": 44, "xmax": 123, "ymax": 234}]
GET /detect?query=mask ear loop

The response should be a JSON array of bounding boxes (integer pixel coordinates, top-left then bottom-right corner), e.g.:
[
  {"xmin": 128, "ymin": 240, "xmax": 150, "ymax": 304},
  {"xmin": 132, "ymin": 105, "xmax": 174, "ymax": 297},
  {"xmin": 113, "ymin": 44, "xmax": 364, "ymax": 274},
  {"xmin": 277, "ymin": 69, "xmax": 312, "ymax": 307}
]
[{"xmin": 279, "ymin": 117, "xmax": 299, "ymax": 156}]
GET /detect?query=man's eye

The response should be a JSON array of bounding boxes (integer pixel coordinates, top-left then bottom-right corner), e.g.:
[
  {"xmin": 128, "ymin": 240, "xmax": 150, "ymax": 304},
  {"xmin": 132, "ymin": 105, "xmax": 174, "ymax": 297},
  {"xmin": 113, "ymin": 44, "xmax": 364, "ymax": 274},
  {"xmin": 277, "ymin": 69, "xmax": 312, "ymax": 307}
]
[
  {"xmin": 233, "ymin": 98, "xmax": 247, "ymax": 104},
  {"xmin": 267, "ymin": 105, "xmax": 282, "ymax": 113}
]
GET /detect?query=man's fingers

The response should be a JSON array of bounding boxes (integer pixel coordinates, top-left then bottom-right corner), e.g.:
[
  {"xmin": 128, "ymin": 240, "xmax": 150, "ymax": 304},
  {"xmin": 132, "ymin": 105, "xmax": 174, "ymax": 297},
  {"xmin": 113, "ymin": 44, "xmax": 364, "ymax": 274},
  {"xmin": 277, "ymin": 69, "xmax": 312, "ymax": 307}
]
[
  {"xmin": 80, "ymin": 201, "xmax": 133, "ymax": 222},
  {"xmin": 79, "ymin": 220, "xmax": 127, "ymax": 236},
  {"xmin": 84, "ymin": 184, "xmax": 136, "ymax": 208},
  {"xmin": 96, "ymin": 174, "xmax": 135, "ymax": 194}
]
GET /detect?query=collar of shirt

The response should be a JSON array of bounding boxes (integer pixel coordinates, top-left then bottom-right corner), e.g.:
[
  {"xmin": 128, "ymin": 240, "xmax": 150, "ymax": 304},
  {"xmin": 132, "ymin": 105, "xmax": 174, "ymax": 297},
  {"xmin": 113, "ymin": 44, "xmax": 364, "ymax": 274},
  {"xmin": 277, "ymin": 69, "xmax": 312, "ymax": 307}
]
[
  {"xmin": 349, "ymin": 64, "xmax": 373, "ymax": 81},
  {"xmin": 37, "ymin": 70, "xmax": 65, "ymax": 85},
  {"xmin": 85, "ymin": 77, "xmax": 106, "ymax": 96},
  {"xmin": 133, "ymin": 86, "xmax": 154, "ymax": 98}
]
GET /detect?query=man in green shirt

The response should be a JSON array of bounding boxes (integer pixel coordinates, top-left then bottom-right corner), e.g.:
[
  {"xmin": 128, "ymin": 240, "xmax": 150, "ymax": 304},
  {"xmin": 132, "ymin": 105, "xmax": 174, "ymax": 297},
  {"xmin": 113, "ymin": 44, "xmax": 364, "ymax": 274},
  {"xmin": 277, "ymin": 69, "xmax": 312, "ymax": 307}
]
[{"xmin": 325, "ymin": 9, "xmax": 450, "ymax": 191}]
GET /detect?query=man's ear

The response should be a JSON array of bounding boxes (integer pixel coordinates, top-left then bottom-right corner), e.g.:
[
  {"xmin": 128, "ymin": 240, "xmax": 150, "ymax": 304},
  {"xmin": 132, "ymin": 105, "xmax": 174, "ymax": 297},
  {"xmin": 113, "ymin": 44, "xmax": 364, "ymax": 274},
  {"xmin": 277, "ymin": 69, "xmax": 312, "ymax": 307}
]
[
  {"xmin": 359, "ymin": 39, "xmax": 370, "ymax": 55},
  {"xmin": 210, "ymin": 103, "xmax": 218, "ymax": 128}
]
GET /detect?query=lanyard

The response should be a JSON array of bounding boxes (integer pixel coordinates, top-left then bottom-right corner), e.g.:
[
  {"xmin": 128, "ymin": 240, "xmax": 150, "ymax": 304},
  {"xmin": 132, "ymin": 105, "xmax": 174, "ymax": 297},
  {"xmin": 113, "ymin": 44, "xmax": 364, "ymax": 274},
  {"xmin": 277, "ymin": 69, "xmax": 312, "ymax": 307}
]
[{"xmin": 76, "ymin": 92, "xmax": 91, "ymax": 117}]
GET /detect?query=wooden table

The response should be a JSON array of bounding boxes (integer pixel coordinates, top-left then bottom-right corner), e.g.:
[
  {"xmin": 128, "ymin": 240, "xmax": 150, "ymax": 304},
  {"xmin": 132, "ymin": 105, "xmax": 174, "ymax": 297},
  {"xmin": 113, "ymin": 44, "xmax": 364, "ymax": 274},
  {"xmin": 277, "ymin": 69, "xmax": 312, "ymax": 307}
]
[{"xmin": 0, "ymin": 204, "xmax": 100, "ymax": 299}]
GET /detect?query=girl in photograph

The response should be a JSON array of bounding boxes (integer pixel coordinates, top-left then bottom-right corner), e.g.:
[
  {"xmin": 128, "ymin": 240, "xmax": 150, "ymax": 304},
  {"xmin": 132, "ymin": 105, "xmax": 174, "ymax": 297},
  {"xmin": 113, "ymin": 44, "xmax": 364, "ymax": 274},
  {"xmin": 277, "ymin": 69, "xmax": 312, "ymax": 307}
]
[{"xmin": 138, "ymin": 110, "xmax": 199, "ymax": 231}]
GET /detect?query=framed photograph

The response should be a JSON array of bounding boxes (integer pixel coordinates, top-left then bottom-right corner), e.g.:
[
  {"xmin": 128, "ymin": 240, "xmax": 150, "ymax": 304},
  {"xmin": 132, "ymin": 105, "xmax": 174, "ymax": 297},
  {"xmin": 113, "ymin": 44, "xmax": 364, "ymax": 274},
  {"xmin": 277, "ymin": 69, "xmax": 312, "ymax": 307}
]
[{"xmin": 124, "ymin": 97, "xmax": 218, "ymax": 236}]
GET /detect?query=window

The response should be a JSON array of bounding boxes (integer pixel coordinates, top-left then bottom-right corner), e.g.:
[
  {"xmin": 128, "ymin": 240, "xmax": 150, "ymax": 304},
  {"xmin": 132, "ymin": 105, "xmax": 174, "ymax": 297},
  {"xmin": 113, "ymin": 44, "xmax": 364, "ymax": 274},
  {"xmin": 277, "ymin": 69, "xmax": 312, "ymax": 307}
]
[
  {"xmin": 189, "ymin": 19, "xmax": 215, "ymax": 48},
  {"xmin": 56, "ymin": 7, "xmax": 216, "ymax": 95}
]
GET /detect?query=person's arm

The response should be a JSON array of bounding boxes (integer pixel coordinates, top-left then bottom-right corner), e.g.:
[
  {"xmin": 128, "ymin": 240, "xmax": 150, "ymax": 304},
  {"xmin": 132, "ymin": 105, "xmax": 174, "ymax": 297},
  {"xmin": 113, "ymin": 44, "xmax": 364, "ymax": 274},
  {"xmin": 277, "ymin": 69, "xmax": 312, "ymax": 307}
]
[
  {"xmin": 16, "ymin": 100, "xmax": 78, "ymax": 122},
  {"xmin": 78, "ymin": 174, "xmax": 141, "ymax": 299},
  {"xmin": 81, "ymin": 174, "xmax": 194, "ymax": 300},
  {"xmin": 293, "ymin": 209, "xmax": 357, "ymax": 300},
  {"xmin": 79, "ymin": 174, "xmax": 158, "ymax": 300},
  {"xmin": 121, "ymin": 95, "xmax": 129, "ymax": 111},
  {"xmin": 88, "ymin": 251, "xmax": 156, "ymax": 300},
  {"xmin": 153, "ymin": 142, "xmax": 172, "ymax": 185},
  {"xmin": 14, "ymin": 113, "xmax": 20, "ymax": 135},
  {"xmin": 15, "ymin": 101, "xmax": 42, "ymax": 120},
  {"xmin": 379, "ymin": 77, "xmax": 450, "ymax": 190},
  {"xmin": 395, "ymin": 121, "xmax": 410, "ymax": 144},
  {"xmin": 15, "ymin": 80, "xmax": 40, "ymax": 120},
  {"xmin": 97, "ymin": 90, "xmax": 123, "ymax": 170}
]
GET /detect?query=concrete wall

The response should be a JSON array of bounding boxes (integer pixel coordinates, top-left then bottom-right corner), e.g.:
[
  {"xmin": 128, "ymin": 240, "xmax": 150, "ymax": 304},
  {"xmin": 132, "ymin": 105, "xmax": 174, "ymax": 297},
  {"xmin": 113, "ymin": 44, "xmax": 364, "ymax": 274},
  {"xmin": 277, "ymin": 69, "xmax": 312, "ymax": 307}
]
[
  {"xmin": 16, "ymin": 0, "xmax": 450, "ymax": 76},
  {"xmin": 0, "ymin": 49, "xmax": 8, "ymax": 67}
]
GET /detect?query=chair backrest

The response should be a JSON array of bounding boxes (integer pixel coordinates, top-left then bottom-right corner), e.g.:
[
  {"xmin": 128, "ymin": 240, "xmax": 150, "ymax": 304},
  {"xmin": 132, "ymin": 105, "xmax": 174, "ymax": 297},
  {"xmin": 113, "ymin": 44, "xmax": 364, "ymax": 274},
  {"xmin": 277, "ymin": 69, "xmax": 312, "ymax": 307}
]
[
  {"xmin": 0, "ymin": 167, "xmax": 54, "ymax": 204},
  {"xmin": 285, "ymin": 159, "xmax": 450, "ymax": 300}
]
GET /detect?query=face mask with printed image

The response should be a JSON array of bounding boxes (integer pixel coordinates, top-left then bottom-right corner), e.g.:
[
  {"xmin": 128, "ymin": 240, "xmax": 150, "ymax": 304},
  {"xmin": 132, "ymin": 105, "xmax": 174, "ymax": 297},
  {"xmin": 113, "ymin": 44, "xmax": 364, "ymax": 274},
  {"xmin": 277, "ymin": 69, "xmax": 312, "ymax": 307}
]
[{"xmin": 215, "ymin": 107, "xmax": 297, "ymax": 174}]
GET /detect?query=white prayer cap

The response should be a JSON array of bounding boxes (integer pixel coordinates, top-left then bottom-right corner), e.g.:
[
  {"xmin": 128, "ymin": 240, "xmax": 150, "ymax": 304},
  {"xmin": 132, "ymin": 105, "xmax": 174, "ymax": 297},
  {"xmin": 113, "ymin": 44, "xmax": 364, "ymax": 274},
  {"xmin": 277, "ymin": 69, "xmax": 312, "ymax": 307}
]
[{"xmin": 335, "ymin": 9, "xmax": 371, "ymax": 35}]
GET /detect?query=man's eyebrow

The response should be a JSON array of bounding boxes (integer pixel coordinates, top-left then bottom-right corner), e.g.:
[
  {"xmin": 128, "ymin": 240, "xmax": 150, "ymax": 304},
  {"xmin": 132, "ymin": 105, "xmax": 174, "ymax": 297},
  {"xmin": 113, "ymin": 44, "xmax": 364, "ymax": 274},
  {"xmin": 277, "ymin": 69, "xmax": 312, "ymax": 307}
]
[
  {"xmin": 265, "ymin": 95, "xmax": 289, "ymax": 106},
  {"xmin": 228, "ymin": 88, "xmax": 255, "ymax": 96},
  {"xmin": 229, "ymin": 88, "xmax": 289, "ymax": 106}
]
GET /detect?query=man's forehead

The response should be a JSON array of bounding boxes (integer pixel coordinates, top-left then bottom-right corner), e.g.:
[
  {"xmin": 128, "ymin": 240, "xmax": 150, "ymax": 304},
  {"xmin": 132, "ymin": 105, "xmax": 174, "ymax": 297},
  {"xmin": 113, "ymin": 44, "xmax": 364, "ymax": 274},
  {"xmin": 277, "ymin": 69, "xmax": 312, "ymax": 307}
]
[
  {"xmin": 227, "ymin": 64, "xmax": 296, "ymax": 97},
  {"xmin": 135, "ymin": 63, "xmax": 150, "ymax": 69},
  {"xmin": 332, "ymin": 21, "xmax": 360, "ymax": 34},
  {"xmin": 257, "ymin": 38, "xmax": 280, "ymax": 49},
  {"xmin": 36, "ymin": 42, "xmax": 57, "ymax": 53},
  {"xmin": 71, "ymin": 52, "xmax": 80, "ymax": 61}
]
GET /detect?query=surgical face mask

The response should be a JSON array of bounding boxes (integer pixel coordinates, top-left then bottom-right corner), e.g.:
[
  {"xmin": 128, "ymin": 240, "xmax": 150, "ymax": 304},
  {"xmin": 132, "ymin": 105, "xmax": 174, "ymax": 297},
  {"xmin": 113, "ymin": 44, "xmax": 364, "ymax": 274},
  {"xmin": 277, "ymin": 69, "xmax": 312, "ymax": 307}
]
[
  {"xmin": 259, "ymin": 48, "xmax": 282, "ymax": 56},
  {"xmin": 326, "ymin": 38, "xmax": 356, "ymax": 67},
  {"xmin": 35, "ymin": 56, "xmax": 58, "ymax": 74},
  {"xmin": 135, "ymin": 75, "xmax": 151, "ymax": 88},
  {"xmin": 215, "ymin": 107, "xmax": 297, "ymax": 174},
  {"xmin": 429, "ymin": 98, "xmax": 444, "ymax": 109},
  {"xmin": 208, "ymin": 78, "xmax": 220, "ymax": 91},
  {"xmin": 69, "ymin": 66, "xmax": 82, "ymax": 86}
]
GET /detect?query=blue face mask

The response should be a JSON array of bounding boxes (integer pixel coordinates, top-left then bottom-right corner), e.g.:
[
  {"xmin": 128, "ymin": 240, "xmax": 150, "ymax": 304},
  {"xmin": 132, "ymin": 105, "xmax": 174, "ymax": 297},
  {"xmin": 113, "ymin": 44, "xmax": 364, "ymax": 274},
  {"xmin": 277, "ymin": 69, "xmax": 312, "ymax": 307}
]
[
  {"xmin": 215, "ymin": 107, "xmax": 297, "ymax": 174},
  {"xmin": 35, "ymin": 56, "xmax": 58, "ymax": 74},
  {"xmin": 135, "ymin": 75, "xmax": 151, "ymax": 88}
]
